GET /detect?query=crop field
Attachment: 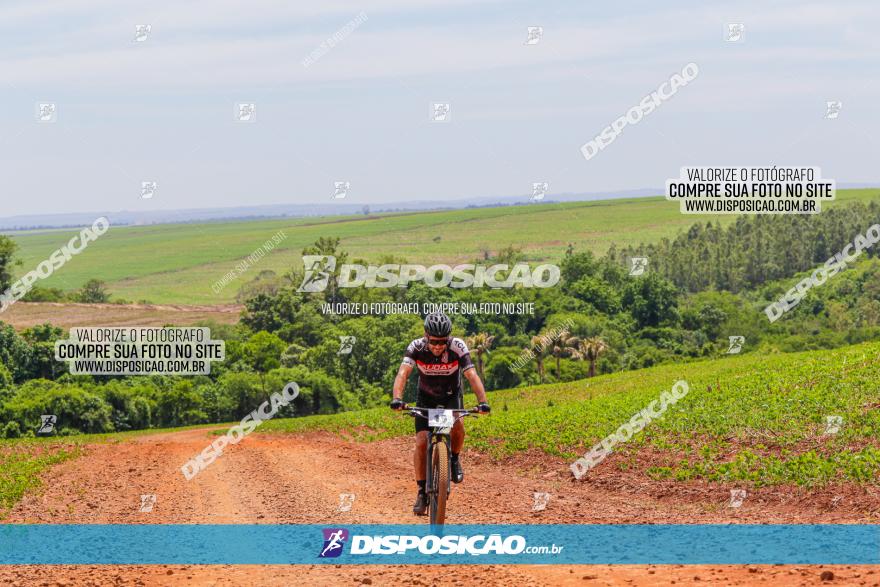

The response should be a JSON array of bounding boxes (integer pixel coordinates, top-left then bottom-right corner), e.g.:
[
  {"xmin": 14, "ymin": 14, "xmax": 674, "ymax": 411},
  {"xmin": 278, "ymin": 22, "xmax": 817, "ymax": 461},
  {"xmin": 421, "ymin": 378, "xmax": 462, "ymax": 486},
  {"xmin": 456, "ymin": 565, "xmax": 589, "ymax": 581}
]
[
  {"xmin": 261, "ymin": 340, "xmax": 880, "ymax": 487},
  {"xmin": 5, "ymin": 189, "xmax": 878, "ymax": 305}
]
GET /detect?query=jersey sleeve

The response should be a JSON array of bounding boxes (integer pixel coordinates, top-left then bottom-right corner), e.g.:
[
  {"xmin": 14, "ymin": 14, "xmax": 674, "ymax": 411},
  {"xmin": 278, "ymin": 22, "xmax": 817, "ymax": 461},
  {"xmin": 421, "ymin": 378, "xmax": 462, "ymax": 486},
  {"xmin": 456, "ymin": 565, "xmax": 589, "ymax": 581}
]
[
  {"xmin": 402, "ymin": 339, "xmax": 420, "ymax": 367},
  {"xmin": 450, "ymin": 338, "xmax": 475, "ymax": 372}
]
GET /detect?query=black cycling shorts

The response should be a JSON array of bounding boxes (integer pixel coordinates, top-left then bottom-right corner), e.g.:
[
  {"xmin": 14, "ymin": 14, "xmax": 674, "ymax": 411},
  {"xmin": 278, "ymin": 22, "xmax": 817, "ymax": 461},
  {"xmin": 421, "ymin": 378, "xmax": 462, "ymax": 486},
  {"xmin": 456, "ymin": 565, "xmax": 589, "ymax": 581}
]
[{"xmin": 414, "ymin": 392, "xmax": 463, "ymax": 434}]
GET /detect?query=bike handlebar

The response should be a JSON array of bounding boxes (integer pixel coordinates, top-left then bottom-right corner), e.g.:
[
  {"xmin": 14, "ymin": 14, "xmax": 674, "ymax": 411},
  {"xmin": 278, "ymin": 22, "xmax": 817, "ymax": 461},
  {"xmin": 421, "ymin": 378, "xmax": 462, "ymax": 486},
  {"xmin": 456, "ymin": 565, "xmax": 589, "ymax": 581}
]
[{"xmin": 399, "ymin": 404, "xmax": 480, "ymax": 418}]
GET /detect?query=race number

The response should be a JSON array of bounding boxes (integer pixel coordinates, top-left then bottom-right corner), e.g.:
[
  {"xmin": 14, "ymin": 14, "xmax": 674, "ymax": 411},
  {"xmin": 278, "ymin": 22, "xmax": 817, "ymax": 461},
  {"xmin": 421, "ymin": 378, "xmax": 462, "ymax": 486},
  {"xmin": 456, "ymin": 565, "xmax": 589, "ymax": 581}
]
[{"xmin": 427, "ymin": 409, "xmax": 454, "ymax": 428}]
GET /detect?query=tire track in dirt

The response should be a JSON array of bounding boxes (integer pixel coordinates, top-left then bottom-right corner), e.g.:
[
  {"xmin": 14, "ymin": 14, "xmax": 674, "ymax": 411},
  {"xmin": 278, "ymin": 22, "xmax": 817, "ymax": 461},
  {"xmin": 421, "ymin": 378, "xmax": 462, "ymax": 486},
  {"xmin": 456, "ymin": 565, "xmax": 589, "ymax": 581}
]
[{"xmin": 1, "ymin": 427, "xmax": 877, "ymax": 586}]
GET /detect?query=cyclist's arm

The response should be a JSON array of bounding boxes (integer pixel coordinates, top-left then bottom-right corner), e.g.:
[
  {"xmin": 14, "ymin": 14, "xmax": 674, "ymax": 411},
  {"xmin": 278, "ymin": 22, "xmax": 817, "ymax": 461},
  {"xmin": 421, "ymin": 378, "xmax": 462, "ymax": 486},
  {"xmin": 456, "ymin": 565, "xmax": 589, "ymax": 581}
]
[
  {"xmin": 463, "ymin": 368, "xmax": 488, "ymax": 404},
  {"xmin": 392, "ymin": 363, "xmax": 413, "ymax": 401}
]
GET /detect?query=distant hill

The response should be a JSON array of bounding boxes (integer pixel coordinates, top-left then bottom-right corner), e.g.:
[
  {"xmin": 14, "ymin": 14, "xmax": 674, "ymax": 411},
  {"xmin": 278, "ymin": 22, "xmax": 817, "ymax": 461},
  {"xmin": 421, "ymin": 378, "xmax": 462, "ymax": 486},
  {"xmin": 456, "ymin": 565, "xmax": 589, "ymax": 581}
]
[
  {"xmin": 4, "ymin": 188, "xmax": 879, "ymax": 305},
  {"xmin": 0, "ymin": 189, "xmax": 664, "ymax": 231}
]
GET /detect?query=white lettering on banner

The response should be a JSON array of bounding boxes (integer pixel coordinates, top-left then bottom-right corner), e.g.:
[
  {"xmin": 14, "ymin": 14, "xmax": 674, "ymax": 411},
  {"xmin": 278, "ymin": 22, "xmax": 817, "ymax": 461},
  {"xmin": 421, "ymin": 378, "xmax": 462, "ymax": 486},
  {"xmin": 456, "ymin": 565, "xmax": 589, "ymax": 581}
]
[{"xmin": 349, "ymin": 534, "xmax": 532, "ymax": 555}]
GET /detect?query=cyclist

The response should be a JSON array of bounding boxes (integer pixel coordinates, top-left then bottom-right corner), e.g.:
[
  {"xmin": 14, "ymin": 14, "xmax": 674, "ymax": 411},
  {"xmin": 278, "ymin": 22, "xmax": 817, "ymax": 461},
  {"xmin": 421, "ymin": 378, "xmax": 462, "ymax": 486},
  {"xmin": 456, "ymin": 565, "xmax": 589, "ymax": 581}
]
[{"xmin": 390, "ymin": 311, "xmax": 490, "ymax": 515}]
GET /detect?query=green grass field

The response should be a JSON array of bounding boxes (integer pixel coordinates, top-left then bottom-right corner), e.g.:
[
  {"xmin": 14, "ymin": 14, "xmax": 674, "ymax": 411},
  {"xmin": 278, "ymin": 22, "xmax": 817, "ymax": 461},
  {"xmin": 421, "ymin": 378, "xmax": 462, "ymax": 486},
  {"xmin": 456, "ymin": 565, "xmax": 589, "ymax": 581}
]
[
  {"xmin": 6, "ymin": 189, "xmax": 878, "ymax": 304},
  {"xmin": 261, "ymin": 340, "xmax": 880, "ymax": 487}
]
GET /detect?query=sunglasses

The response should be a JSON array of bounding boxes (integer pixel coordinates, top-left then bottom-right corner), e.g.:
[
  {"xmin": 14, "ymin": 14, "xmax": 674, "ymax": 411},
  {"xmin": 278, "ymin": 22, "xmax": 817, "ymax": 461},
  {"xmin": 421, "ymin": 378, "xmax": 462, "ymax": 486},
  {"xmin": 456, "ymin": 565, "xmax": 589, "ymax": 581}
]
[{"xmin": 426, "ymin": 337, "xmax": 448, "ymax": 347}]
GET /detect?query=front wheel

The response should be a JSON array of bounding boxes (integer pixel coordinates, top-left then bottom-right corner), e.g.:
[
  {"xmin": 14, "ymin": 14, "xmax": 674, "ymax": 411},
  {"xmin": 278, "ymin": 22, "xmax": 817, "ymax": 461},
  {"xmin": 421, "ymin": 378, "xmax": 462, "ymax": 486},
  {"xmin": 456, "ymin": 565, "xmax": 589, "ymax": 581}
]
[{"xmin": 429, "ymin": 441, "xmax": 449, "ymax": 526}]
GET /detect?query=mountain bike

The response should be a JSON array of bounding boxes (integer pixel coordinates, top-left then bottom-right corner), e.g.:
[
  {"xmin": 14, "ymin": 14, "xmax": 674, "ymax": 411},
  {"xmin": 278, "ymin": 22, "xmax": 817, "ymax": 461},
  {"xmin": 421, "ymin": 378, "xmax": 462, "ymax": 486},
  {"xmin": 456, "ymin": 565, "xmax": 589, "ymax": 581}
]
[{"xmin": 402, "ymin": 404, "xmax": 478, "ymax": 526}]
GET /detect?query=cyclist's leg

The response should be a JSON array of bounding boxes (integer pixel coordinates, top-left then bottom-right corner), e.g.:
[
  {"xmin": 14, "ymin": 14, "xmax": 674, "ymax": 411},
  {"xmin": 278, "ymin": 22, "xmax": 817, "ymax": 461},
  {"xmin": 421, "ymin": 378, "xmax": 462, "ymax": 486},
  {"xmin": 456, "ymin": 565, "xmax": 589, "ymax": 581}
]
[
  {"xmin": 450, "ymin": 391, "xmax": 464, "ymax": 454},
  {"xmin": 414, "ymin": 429, "xmax": 429, "ymax": 483},
  {"xmin": 414, "ymin": 393, "xmax": 434, "ymax": 484}
]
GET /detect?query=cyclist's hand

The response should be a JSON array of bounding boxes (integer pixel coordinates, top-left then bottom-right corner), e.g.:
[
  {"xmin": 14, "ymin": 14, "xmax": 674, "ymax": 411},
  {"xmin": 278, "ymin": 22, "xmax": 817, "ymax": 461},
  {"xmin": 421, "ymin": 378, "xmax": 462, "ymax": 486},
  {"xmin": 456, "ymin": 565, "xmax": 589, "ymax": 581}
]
[
  {"xmin": 390, "ymin": 398, "xmax": 405, "ymax": 411},
  {"xmin": 477, "ymin": 402, "xmax": 491, "ymax": 414}
]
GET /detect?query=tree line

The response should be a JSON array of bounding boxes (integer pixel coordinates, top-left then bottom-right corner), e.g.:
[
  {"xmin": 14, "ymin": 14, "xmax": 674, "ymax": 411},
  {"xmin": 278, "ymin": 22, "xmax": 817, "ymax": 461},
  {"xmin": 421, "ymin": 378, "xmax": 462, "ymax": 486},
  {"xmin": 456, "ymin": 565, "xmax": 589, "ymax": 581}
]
[{"xmin": 1, "ymin": 199, "xmax": 879, "ymax": 435}]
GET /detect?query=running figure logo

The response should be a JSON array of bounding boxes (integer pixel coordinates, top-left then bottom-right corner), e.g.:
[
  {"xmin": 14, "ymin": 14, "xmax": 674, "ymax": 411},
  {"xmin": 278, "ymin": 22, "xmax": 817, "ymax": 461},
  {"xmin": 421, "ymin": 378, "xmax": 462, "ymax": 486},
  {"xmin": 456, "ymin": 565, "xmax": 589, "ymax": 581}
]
[
  {"xmin": 629, "ymin": 257, "xmax": 648, "ymax": 276},
  {"xmin": 134, "ymin": 24, "xmax": 152, "ymax": 42},
  {"xmin": 298, "ymin": 255, "xmax": 336, "ymax": 292},
  {"xmin": 430, "ymin": 103, "xmax": 450, "ymax": 122},
  {"xmin": 37, "ymin": 103, "xmax": 57, "ymax": 123},
  {"xmin": 524, "ymin": 26, "xmax": 543, "ymax": 45},
  {"xmin": 727, "ymin": 336, "xmax": 745, "ymax": 354},
  {"xmin": 139, "ymin": 494, "xmax": 156, "ymax": 512},
  {"xmin": 37, "ymin": 415, "xmax": 57, "ymax": 435},
  {"xmin": 531, "ymin": 182, "xmax": 548, "ymax": 201},
  {"xmin": 332, "ymin": 181, "xmax": 350, "ymax": 199},
  {"xmin": 726, "ymin": 23, "xmax": 744, "ymax": 42},
  {"xmin": 825, "ymin": 101, "xmax": 842, "ymax": 119},
  {"xmin": 318, "ymin": 528, "xmax": 349, "ymax": 558},
  {"xmin": 338, "ymin": 336, "xmax": 356, "ymax": 355}
]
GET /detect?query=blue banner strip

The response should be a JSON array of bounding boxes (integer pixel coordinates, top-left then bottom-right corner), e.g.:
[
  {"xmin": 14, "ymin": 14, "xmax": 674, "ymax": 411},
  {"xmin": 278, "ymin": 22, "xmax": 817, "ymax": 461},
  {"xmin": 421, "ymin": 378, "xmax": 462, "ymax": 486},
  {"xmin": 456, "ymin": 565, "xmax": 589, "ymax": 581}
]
[{"xmin": 1, "ymin": 524, "xmax": 877, "ymax": 565}]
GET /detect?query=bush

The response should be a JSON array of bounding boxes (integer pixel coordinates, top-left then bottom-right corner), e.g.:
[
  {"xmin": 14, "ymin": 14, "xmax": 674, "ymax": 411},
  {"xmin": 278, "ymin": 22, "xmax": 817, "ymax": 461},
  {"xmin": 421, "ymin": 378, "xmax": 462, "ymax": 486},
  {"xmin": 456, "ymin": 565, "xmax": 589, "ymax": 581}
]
[
  {"xmin": 74, "ymin": 279, "xmax": 111, "ymax": 303},
  {"xmin": 2, "ymin": 420, "xmax": 21, "ymax": 438},
  {"xmin": 0, "ymin": 361, "xmax": 12, "ymax": 394},
  {"xmin": 2, "ymin": 382, "xmax": 114, "ymax": 434},
  {"xmin": 22, "ymin": 285, "xmax": 69, "ymax": 303}
]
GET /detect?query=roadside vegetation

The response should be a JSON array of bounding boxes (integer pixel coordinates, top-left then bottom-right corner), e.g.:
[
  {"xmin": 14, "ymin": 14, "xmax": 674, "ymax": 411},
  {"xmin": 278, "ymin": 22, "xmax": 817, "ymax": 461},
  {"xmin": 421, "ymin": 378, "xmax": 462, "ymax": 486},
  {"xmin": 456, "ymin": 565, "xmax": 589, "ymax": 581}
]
[
  {"xmin": 262, "ymin": 341, "xmax": 880, "ymax": 487},
  {"xmin": 0, "ymin": 196, "xmax": 878, "ymax": 438}
]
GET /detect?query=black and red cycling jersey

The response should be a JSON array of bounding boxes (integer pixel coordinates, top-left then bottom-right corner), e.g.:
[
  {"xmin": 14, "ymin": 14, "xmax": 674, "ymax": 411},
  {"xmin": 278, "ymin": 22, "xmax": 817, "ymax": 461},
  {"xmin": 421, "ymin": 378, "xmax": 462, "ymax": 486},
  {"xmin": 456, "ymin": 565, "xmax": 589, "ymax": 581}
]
[{"xmin": 402, "ymin": 337, "xmax": 475, "ymax": 401}]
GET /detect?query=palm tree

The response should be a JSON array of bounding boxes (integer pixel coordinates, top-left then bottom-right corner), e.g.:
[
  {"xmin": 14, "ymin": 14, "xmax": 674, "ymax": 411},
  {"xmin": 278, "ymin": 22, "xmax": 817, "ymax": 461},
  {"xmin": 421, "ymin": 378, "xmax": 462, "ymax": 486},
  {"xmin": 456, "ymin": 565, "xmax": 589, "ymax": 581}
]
[
  {"xmin": 549, "ymin": 329, "xmax": 571, "ymax": 379},
  {"xmin": 529, "ymin": 335, "xmax": 551, "ymax": 383},
  {"xmin": 465, "ymin": 333, "xmax": 495, "ymax": 379},
  {"xmin": 569, "ymin": 336, "xmax": 609, "ymax": 378}
]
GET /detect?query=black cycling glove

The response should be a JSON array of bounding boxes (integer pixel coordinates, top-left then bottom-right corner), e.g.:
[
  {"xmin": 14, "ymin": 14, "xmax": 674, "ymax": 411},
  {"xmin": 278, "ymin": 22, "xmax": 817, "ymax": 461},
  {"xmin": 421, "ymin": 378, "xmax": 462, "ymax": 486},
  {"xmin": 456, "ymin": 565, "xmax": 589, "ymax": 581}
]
[
  {"xmin": 477, "ymin": 402, "xmax": 491, "ymax": 414},
  {"xmin": 390, "ymin": 398, "xmax": 405, "ymax": 411}
]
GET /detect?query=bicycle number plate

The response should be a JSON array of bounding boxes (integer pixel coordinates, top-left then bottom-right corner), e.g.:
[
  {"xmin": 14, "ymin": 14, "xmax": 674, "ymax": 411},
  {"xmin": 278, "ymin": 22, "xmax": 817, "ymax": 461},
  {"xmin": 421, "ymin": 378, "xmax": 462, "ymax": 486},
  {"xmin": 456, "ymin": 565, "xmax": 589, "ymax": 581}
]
[{"xmin": 427, "ymin": 409, "xmax": 454, "ymax": 428}]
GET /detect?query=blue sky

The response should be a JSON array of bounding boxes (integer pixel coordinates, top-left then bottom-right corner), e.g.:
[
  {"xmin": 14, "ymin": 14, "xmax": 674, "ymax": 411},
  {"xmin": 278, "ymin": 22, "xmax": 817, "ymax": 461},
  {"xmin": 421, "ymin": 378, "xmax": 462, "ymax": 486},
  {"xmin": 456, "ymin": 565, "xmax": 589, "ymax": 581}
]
[{"xmin": 1, "ymin": 0, "xmax": 877, "ymax": 217}]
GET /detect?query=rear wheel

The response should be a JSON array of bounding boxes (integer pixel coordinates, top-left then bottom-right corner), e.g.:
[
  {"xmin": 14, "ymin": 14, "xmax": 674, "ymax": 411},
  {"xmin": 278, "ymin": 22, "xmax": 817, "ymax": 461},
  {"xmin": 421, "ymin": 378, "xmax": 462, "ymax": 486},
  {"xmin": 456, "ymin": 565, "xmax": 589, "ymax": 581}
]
[{"xmin": 429, "ymin": 441, "xmax": 448, "ymax": 526}]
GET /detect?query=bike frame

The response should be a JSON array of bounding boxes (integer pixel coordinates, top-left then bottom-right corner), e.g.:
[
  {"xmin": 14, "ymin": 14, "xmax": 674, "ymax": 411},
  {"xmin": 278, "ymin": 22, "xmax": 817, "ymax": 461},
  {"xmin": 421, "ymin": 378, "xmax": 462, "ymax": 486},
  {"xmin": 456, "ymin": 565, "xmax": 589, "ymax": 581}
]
[{"xmin": 404, "ymin": 405, "xmax": 475, "ymax": 524}]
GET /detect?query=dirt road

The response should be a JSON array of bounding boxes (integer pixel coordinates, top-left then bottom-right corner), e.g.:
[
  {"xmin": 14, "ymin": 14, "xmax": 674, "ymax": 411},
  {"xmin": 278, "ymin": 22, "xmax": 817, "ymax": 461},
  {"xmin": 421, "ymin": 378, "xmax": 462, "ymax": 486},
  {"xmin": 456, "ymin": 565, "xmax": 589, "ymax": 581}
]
[{"xmin": 2, "ymin": 428, "xmax": 877, "ymax": 586}]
